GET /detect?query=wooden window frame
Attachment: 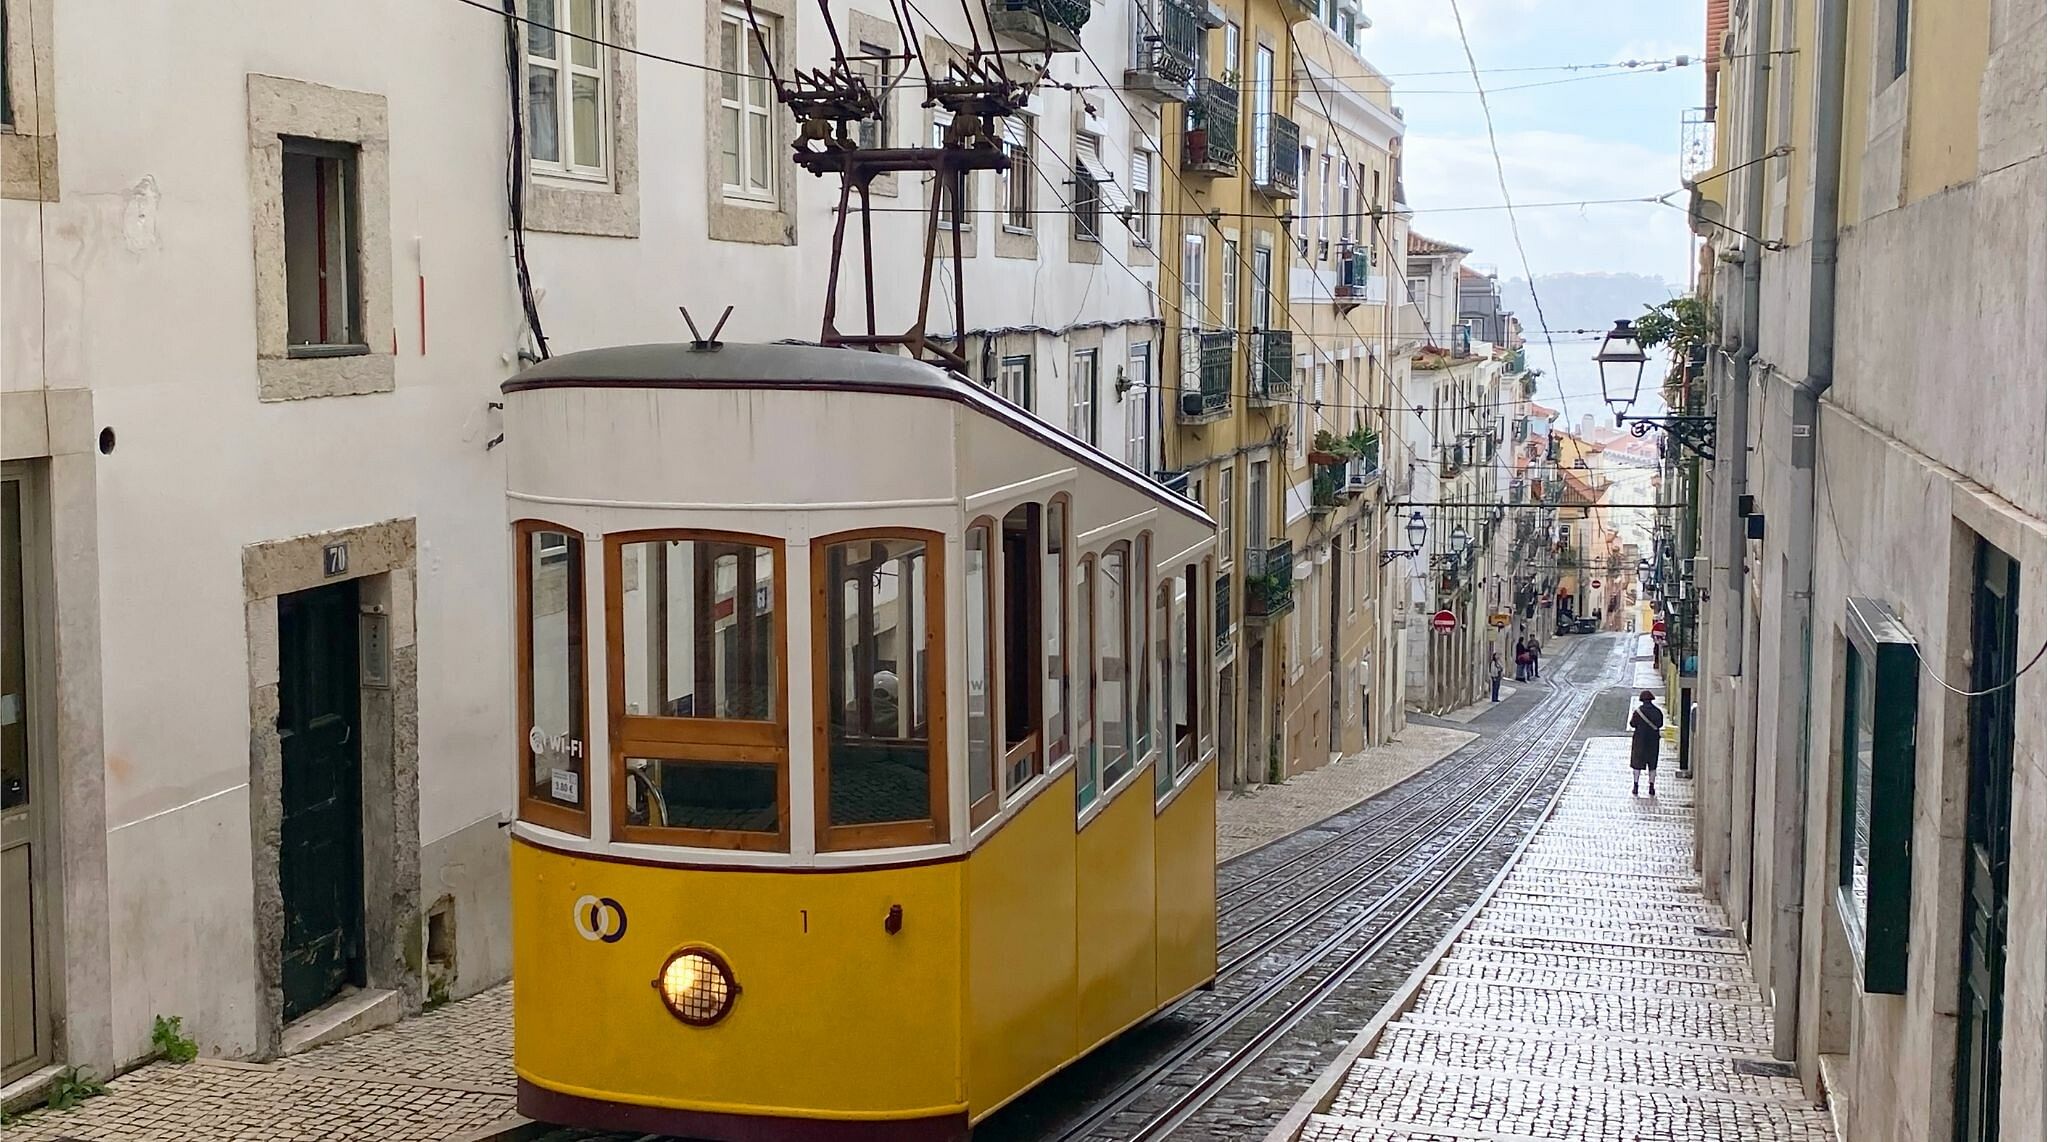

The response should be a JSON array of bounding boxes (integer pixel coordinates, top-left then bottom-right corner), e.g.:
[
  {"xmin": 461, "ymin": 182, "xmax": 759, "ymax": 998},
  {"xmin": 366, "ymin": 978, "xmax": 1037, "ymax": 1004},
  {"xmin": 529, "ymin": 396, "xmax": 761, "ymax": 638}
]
[
  {"xmin": 517, "ymin": 519, "xmax": 592, "ymax": 836},
  {"xmin": 605, "ymin": 529, "xmax": 790, "ymax": 852},
  {"xmin": 1098, "ymin": 540, "xmax": 1135, "ymax": 791},
  {"xmin": 1132, "ymin": 532, "xmax": 1154, "ymax": 768},
  {"xmin": 999, "ymin": 505, "xmax": 1045, "ymax": 800},
  {"xmin": 1154, "ymin": 574, "xmax": 1175, "ymax": 800},
  {"xmin": 1075, "ymin": 553, "xmax": 1098, "ymax": 811},
  {"xmin": 1045, "ymin": 494, "xmax": 1073, "ymax": 768},
  {"xmin": 966, "ymin": 518, "xmax": 1001, "ymax": 828},
  {"xmin": 812, "ymin": 528, "xmax": 950, "ymax": 853}
]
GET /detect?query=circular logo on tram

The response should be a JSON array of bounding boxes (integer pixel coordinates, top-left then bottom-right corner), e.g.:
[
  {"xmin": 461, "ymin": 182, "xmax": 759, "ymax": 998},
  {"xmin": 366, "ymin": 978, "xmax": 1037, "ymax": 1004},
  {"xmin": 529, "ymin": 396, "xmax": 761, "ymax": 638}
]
[{"xmin": 572, "ymin": 895, "xmax": 628, "ymax": 943}]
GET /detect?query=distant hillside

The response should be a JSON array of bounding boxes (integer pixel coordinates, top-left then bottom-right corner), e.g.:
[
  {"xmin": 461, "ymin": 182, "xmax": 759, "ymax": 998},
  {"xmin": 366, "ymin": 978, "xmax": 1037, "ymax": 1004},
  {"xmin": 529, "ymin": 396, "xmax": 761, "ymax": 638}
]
[{"xmin": 1499, "ymin": 273, "xmax": 1681, "ymax": 338}]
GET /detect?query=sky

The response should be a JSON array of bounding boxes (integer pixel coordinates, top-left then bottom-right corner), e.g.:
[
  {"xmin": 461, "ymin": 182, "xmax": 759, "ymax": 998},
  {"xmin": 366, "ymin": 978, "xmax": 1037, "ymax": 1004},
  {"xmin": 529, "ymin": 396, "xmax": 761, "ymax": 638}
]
[
  {"xmin": 1362, "ymin": 0, "xmax": 1705, "ymax": 286},
  {"xmin": 1358, "ymin": 0, "xmax": 1706, "ymax": 418}
]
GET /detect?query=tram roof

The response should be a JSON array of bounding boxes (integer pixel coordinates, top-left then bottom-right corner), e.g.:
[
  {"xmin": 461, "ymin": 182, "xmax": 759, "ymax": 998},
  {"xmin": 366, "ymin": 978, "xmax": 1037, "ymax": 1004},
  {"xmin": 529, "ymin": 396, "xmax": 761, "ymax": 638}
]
[{"xmin": 502, "ymin": 342, "xmax": 1215, "ymax": 528}]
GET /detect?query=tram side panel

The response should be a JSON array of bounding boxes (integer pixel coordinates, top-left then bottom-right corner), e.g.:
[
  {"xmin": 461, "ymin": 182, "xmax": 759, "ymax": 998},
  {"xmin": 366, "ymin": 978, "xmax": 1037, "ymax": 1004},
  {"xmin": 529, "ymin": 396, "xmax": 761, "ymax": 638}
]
[
  {"xmin": 1154, "ymin": 767, "xmax": 1220, "ymax": 1003},
  {"xmin": 1074, "ymin": 772, "xmax": 1161, "ymax": 1053},
  {"xmin": 510, "ymin": 842, "xmax": 966, "ymax": 1120},
  {"xmin": 962, "ymin": 770, "xmax": 1081, "ymax": 1117}
]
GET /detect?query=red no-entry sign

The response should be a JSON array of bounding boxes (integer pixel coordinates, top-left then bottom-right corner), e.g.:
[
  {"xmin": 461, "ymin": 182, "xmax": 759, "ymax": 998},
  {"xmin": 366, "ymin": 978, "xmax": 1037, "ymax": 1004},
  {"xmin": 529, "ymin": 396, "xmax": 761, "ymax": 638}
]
[{"xmin": 1431, "ymin": 609, "xmax": 1457, "ymax": 632}]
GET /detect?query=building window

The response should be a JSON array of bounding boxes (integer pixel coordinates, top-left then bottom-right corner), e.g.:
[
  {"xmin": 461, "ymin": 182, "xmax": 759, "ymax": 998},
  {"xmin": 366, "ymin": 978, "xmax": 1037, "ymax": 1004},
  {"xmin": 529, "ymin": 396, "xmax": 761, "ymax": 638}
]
[
  {"xmin": 1126, "ymin": 342, "xmax": 1152, "ymax": 470},
  {"xmin": 1889, "ymin": 0, "xmax": 1911, "ymax": 79},
  {"xmin": 816, "ymin": 532, "xmax": 946, "ymax": 850},
  {"xmin": 1130, "ymin": 146, "xmax": 1153, "ymax": 246},
  {"xmin": 1182, "ymin": 222, "xmax": 1206, "ymax": 328},
  {"xmin": 518, "ymin": 522, "xmax": 588, "ymax": 834},
  {"xmin": 1003, "ymin": 116, "xmax": 1033, "ymax": 231},
  {"xmin": 1, "ymin": 0, "xmax": 12, "ymax": 128},
  {"xmin": 1222, "ymin": 239, "xmax": 1239, "ymax": 332},
  {"xmin": 1317, "ymin": 155, "xmax": 1331, "ymax": 251},
  {"xmin": 611, "ymin": 533, "xmax": 788, "ymax": 850},
  {"xmin": 527, "ymin": 0, "xmax": 609, "ymax": 179},
  {"xmin": 1223, "ymin": 21, "xmax": 1240, "ymax": 79},
  {"xmin": 282, "ymin": 140, "xmax": 365, "ymax": 356},
  {"xmin": 1072, "ymin": 134, "xmax": 1103, "ymax": 241},
  {"xmin": 1071, "ymin": 348, "xmax": 1100, "ymax": 445},
  {"xmin": 1219, "ymin": 464, "xmax": 1235, "ymax": 565},
  {"xmin": 1837, "ymin": 598, "xmax": 1919, "ymax": 994},
  {"xmin": 855, "ymin": 41, "xmax": 892, "ymax": 149},
  {"xmin": 998, "ymin": 354, "xmax": 1034, "ymax": 411},
  {"xmin": 720, "ymin": 5, "xmax": 777, "ymax": 202},
  {"xmin": 932, "ymin": 115, "xmax": 974, "ymax": 229},
  {"xmin": 1339, "ymin": 162, "xmax": 1353, "ymax": 241}
]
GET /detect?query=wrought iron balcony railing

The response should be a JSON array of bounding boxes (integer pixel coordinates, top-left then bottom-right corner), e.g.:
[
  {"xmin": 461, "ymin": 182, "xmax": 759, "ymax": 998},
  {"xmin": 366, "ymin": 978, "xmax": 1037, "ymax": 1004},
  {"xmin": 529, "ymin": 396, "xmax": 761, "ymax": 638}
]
[
  {"xmin": 1346, "ymin": 433, "xmax": 1381, "ymax": 489},
  {"xmin": 1244, "ymin": 540, "xmax": 1295, "ymax": 621},
  {"xmin": 988, "ymin": 0, "xmax": 1091, "ymax": 52},
  {"xmin": 1178, "ymin": 330, "xmax": 1233, "ymax": 422},
  {"xmin": 1247, "ymin": 329, "xmax": 1292, "ymax": 404},
  {"xmin": 1334, "ymin": 244, "xmax": 1371, "ymax": 300},
  {"xmin": 1125, "ymin": 0, "xmax": 1201, "ymax": 103},
  {"xmin": 1182, "ymin": 78, "xmax": 1239, "ymax": 176},
  {"xmin": 1252, "ymin": 112, "xmax": 1299, "ymax": 198},
  {"xmin": 1215, "ymin": 570, "xmax": 1232, "ymax": 653}
]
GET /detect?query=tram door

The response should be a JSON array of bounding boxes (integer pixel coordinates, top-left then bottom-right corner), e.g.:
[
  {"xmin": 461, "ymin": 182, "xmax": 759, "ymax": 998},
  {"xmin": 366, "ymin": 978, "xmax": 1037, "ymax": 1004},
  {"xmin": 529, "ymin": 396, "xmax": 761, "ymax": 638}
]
[{"xmin": 1956, "ymin": 539, "xmax": 2018, "ymax": 1142}]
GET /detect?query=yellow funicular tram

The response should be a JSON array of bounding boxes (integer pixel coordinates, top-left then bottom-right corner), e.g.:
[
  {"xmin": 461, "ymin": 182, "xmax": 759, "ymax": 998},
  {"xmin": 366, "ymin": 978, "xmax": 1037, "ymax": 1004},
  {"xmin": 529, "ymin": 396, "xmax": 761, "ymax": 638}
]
[{"xmin": 504, "ymin": 341, "xmax": 1220, "ymax": 1139}]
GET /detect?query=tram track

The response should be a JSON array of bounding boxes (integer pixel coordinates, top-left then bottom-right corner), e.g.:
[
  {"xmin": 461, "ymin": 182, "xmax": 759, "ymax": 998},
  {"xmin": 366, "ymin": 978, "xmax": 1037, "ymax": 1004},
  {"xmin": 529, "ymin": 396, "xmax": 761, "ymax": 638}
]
[{"xmin": 1041, "ymin": 638, "xmax": 1622, "ymax": 1142}]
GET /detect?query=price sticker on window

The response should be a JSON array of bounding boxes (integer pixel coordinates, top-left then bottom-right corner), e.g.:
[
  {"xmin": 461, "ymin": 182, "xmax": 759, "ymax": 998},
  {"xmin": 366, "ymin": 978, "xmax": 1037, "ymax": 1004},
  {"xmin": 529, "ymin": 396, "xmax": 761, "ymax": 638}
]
[{"xmin": 550, "ymin": 768, "xmax": 580, "ymax": 804}]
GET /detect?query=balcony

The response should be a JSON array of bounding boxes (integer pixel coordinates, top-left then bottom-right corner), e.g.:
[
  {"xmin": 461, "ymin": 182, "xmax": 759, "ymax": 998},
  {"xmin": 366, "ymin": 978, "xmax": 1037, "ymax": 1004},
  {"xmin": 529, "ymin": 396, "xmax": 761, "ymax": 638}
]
[
  {"xmin": 1333, "ymin": 244, "xmax": 1371, "ymax": 309},
  {"xmin": 987, "ymin": 0, "xmax": 1091, "ymax": 53},
  {"xmin": 1346, "ymin": 433, "xmax": 1381, "ymax": 490},
  {"xmin": 1153, "ymin": 469, "xmax": 1192, "ymax": 497},
  {"xmin": 1177, "ymin": 330, "xmax": 1233, "ymax": 424},
  {"xmin": 1125, "ymin": 0, "xmax": 1201, "ymax": 104},
  {"xmin": 1252, "ymin": 112, "xmax": 1300, "ymax": 199},
  {"xmin": 1310, "ymin": 464, "xmax": 1343, "ymax": 516},
  {"xmin": 1181, "ymin": 79, "xmax": 1239, "ymax": 177},
  {"xmin": 1439, "ymin": 442, "xmax": 1466, "ymax": 478},
  {"xmin": 1244, "ymin": 540, "xmax": 1295, "ymax": 622},
  {"xmin": 1247, "ymin": 329, "xmax": 1293, "ymax": 404}
]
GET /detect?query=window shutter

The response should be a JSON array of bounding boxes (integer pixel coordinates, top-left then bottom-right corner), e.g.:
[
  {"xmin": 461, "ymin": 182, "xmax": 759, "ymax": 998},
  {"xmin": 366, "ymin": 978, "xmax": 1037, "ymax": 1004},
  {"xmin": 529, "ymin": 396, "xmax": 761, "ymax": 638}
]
[{"xmin": 1131, "ymin": 149, "xmax": 1152, "ymax": 194}]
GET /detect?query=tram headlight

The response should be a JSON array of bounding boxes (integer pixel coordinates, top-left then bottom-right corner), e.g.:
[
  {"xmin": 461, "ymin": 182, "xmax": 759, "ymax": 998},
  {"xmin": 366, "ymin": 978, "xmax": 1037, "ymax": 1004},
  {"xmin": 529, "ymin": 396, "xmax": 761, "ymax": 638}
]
[{"xmin": 653, "ymin": 947, "xmax": 739, "ymax": 1026}]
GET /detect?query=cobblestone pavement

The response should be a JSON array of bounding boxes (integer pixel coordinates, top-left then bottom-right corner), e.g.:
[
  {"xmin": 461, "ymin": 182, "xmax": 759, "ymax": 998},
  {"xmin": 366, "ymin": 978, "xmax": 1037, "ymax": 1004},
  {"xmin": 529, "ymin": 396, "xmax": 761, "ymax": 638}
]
[
  {"xmin": 1, "ymin": 987, "xmax": 520, "ymax": 1142},
  {"xmin": 1217, "ymin": 723, "xmax": 1478, "ymax": 862},
  {"xmin": 1288, "ymin": 738, "xmax": 1837, "ymax": 1142}
]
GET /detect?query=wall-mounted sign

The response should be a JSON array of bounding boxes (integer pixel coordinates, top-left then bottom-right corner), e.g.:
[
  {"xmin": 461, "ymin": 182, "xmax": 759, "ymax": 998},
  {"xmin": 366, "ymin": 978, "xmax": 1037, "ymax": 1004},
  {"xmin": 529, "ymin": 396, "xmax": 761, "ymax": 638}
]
[
  {"xmin": 323, "ymin": 542, "xmax": 348, "ymax": 577},
  {"xmin": 1431, "ymin": 610, "xmax": 1456, "ymax": 632},
  {"xmin": 1488, "ymin": 613, "xmax": 1510, "ymax": 629}
]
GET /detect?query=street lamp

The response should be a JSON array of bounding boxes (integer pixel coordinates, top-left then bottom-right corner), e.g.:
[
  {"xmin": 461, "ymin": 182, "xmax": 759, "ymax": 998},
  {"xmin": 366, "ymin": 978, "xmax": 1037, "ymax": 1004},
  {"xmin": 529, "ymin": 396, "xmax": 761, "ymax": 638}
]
[
  {"xmin": 1450, "ymin": 524, "xmax": 1471, "ymax": 554},
  {"xmin": 1596, "ymin": 314, "xmax": 1717, "ymax": 460},
  {"xmin": 1382, "ymin": 510, "xmax": 1427, "ymax": 566},
  {"xmin": 1594, "ymin": 319, "xmax": 1649, "ymax": 424}
]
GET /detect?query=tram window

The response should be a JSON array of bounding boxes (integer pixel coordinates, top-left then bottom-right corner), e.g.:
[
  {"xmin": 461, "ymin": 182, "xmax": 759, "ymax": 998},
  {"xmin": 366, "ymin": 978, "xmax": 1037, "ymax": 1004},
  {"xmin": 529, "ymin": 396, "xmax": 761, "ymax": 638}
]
[
  {"xmin": 1195, "ymin": 557, "xmax": 1214, "ymax": 764},
  {"xmin": 1155, "ymin": 578, "xmax": 1174, "ymax": 799},
  {"xmin": 1176, "ymin": 561, "xmax": 1199, "ymax": 773},
  {"xmin": 965, "ymin": 522, "xmax": 997, "ymax": 823},
  {"xmin": 1002, "ymin": 504, "xmax": 1043, "ymax": 795},
  {"xmin": 1132, "ymin": 533, "xmax": 1153, "ymax": 766},
  {"xmin": 519, "ymin": 523, "xmax": 587, "ymax": 833},
  {"xmin": 1044, "ymin": 497, "xmax": 1070, "ymax": 766},
  {"xmin": 1075, "ymin": 556, "xmax": 1097, "ymax": 810},
  {"xmin": 819, "ymin": 534, "xmax": 945, "ymax": 843},
  {"xmin": 1098, "ymin": 542, "xmax": 1132, "ymax": 789},
  {"xmin": 624, "ymin": 757, "xmax": 777, "ymax": 833},
  {"xmin": 618, "ymin": 537, "xmax": 777, "ymax": 721}
]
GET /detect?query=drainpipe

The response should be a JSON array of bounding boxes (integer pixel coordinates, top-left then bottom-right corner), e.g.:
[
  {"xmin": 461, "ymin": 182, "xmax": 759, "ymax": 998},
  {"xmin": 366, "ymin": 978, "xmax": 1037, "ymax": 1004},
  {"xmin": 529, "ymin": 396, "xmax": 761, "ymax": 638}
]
[
  {"xmin": 1721, "ymin": 0, "xmax": 1773, "ymax": 677},
  {"xmin": 1767, "ymin": 0, "xmax": 1848, "ymax": 1063}
]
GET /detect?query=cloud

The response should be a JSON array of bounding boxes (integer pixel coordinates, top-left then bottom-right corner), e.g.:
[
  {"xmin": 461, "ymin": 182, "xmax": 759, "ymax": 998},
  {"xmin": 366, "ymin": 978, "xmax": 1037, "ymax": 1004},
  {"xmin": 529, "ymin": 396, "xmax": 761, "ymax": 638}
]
[{"xmin": 1401, "ymin": 130, "xmax": 1690, "ymax": 282}]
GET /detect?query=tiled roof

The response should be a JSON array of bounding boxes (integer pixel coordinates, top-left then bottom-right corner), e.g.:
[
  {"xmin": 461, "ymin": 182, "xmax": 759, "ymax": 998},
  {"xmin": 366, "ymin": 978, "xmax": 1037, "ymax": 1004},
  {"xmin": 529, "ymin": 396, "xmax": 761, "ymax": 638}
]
[
  {"xmin": 1706, "ymin": 0, "xmax": 1730, "ymax": 107},
  {"xmin": 1408, "ymin": 232, "xmax": 1471, "ymax": 257}
]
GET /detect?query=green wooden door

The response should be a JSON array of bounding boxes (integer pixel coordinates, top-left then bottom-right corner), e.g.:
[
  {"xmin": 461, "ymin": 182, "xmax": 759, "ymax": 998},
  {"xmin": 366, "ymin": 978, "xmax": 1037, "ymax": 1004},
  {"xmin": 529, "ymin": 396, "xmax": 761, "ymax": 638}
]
[
  {"xmin": 1956, "ymin": 540, "xmax": 2017, "ymax": 1142},
  {"xmin": 278, "ymin": 579, "xmax": 364, "ymax": 1023}
]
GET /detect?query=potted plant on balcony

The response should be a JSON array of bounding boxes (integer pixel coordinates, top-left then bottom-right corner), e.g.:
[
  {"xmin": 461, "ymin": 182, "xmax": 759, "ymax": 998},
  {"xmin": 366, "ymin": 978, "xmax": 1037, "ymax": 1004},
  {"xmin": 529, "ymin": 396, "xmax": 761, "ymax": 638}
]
[{"xmin": 1307, "ymin": 428, "xmax": 1353, "ymax": 467}]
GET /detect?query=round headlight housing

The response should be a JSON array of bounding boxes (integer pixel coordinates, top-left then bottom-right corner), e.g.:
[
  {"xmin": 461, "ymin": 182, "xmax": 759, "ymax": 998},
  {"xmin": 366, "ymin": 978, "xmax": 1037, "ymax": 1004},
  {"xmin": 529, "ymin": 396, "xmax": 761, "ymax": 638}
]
[{"xmin": 653, "ymin": 946, "xmax": 739, "ymax": 1026}]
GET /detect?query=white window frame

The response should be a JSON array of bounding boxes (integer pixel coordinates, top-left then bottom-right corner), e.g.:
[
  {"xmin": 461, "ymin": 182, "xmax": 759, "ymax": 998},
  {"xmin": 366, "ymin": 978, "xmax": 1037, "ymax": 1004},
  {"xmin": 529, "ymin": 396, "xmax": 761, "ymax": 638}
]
[
  {"xmin": 1221, "ymin": 239, "xmax": 1239, "ymax": 332},
  {"xmin": 1219, "ymin": 464, "xmax": 1235, "ymax": 569},
  {"xmin": 1181, "ymin": 222, "xmax": 1206, "ymax": 329},
  {"xmin": 721, "ymin": 5, "xmax": 778, "ymax": 204},
  {"xmin": 1072, "ymin": 132, "xmax": 1104, "ymax": 241},
  {"xmin": 1129, "ymin": 145, "xmax": 1153, "ymax": 246},
  {"xmin": 1317, "ymin": 155, "xmax": 1331, "ymax": 249},
  {"xmin": 1002, "ymin": 115, "xmax": 1033, "ymax": 232},
  {"xmin": 932, "ymin": 112, "xmax": 974, "ymax": 230},
  {"xmin": 528, "ymin": 0, "xmax": 611, "ymax": 183},
  {"xmin": 1071, "ymin": 348, "xmax": 1100, "ymax": 444},
  {"xmin": 998, "ymin": 353, "xmax": 1033, "ymax": 411},
  {"xmin": 855, "ymin": 41, "xmax": 893, "ymax": 150}
]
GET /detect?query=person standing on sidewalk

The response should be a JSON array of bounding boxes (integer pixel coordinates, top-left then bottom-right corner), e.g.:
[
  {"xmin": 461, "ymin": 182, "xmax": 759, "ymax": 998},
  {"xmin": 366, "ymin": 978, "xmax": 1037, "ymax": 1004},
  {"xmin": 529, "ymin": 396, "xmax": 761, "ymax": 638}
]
[
  {"xmin": 1489, "ymin": 650, "xmax": 1505, "ymax": 702},
  {"xmin": 1528, "ymin": 639, "xmax": 1541, "ymax": 680},
  {"xmin": 1630, "ymin": 690, "xmax": 1664, "ymax": 796},
  {"xmin": 1514, "ymin": 639, "xmax": 1531, "ymax": 682}
]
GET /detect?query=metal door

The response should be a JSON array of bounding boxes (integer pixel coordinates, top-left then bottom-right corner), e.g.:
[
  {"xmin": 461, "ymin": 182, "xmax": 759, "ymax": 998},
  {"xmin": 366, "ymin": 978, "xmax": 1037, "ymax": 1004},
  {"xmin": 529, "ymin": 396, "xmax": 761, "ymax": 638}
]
[
  {"xmin": 1956, "ymin": 540, "xmax": 2018, "ymax": 1142},
  {"xmin": 1, "ymin": 471, "xmax": 49, "ymax": 1082},
  {"xmin": 278, "ymin": 579, "xmax": 365, "ymax": 1022}
]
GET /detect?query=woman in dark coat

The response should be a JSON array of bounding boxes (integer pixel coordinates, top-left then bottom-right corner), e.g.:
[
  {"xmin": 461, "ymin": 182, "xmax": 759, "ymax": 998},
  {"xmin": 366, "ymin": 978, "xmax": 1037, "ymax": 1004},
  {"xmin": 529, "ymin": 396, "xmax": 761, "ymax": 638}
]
[{"xmin": 1629, "ymin": 690, "xmax": 1664, "ymax": 796}]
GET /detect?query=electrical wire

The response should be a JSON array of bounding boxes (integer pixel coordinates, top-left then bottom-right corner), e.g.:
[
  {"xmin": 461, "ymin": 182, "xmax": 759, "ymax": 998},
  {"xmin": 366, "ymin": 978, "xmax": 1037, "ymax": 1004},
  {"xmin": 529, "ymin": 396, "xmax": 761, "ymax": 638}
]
[{"xmin": 501, "ymin": 0, "xmax": 549, "ymax": 359}]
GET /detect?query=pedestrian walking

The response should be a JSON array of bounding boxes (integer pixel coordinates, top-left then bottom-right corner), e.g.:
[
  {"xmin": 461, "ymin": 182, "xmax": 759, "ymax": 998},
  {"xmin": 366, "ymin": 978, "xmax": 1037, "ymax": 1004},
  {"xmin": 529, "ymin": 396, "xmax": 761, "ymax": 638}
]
[
  {"xmin": 1514, "ymin": 639, "xmax": 1531, "ymax": 682},
  {"xmin": 1529, "ymin": 640, "xmax": 1541, "ymax": 680},
  {"xmin": 1489, "ymin": 650, "xmax": 1504, "ymax": 702},
  {"xmin": 1630, "ymin": 690, "xmax": 1664, "ymax": 796}
]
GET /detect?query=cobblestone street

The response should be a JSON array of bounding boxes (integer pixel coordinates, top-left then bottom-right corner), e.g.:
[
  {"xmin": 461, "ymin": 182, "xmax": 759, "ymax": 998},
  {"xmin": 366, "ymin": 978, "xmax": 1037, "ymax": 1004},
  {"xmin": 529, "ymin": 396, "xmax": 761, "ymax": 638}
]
[{"xmin": 1279, "ymin": 737, "xmax": 1839, "ymax": 1142}]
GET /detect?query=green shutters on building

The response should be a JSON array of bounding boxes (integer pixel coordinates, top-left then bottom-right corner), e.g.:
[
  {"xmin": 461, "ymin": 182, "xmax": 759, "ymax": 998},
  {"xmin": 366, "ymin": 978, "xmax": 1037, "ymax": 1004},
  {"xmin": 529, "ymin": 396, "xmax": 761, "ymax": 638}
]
[{"xmin": 1839, "ymin": 597, "xmax": 1918, "ymax": 995}]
